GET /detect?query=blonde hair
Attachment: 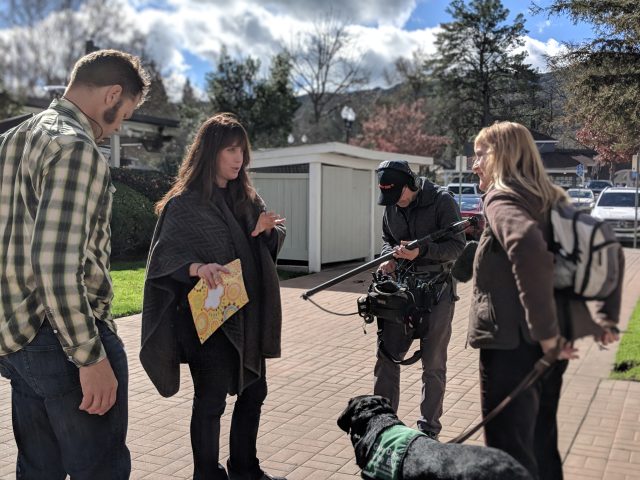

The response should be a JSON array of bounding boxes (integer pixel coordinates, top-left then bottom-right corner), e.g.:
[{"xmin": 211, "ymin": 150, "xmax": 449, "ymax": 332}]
[{"xmin": 474, "ymin": 121, "xmax": 567, "ymax": 212}]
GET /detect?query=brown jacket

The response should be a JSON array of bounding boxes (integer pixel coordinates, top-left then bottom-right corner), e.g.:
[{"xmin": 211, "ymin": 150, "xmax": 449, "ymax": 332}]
[{"xmin": 468, "ymin": 188, "xmax": 624, "ymax": 350}]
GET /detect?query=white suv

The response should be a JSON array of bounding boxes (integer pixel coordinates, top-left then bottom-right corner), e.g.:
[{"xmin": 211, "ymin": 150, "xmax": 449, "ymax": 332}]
[{"xmin": 591, "ymin": 187, "xmax": 640, "ymax": 242}]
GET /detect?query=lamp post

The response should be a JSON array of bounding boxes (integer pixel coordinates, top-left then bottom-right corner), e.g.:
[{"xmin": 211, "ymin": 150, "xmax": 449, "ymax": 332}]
[{"xmin": 340, "ymin": 105, "xmax": 356, "ymax": 144}]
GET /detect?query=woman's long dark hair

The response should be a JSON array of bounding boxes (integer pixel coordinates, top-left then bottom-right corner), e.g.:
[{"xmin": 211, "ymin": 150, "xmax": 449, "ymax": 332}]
[{"xmin": 156, "ymin": 113, "xmax": 257, "ymax": 215}]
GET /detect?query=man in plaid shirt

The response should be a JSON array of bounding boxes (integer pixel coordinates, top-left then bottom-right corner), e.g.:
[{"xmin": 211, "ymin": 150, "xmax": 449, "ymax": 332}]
[{"xmin": 0, "ymin": 50, "xmax": 149, "ymax": 479}]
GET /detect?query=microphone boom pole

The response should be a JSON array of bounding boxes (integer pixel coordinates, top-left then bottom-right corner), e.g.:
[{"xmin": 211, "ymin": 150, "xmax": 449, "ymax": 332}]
[{"xmin": 301, "ymin": 217, "xmax": 477, "ymax": 300}]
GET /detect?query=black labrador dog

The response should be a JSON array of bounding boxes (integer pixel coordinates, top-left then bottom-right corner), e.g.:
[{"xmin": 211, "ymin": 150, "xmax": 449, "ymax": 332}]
[{"xmin": 337, "ymin": 395, "xmax": 532, "ymax": 480}]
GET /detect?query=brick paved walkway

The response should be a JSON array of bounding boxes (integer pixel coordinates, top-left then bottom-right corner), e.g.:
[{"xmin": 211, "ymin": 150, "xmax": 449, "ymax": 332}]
[{"xmin": 2, "ymin": 249, "xmax": 640, "ymax": 479}]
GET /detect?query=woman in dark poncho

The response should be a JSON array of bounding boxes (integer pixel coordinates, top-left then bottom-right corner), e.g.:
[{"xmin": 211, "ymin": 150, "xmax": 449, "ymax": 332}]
[{"xmin": 140, "ymin": 113, "xmax": 287, "ymax": 480}]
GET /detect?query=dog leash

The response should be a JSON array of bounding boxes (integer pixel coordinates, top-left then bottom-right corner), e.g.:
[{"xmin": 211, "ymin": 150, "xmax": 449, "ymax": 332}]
[{"xmin": 447, "ymin": 342, "xmax": 563, "ymax": 445}]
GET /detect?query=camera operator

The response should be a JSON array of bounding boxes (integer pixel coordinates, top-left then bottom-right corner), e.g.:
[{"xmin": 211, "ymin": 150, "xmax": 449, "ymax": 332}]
[{"xmin": 373, "ymin": 160, "xmax": 465, "ymax": 441}]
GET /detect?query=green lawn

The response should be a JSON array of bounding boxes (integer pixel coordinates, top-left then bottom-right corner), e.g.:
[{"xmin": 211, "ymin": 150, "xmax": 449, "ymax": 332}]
[
  {"xmin": 110, "ymin": 261, "xmax": 307, "ymax": 318},
  {"xmin": 611, "ymin": 299, "xmax": 640, "ymax": 381},
  {"xmin": 111, "ymin": 261, "xmax": 147, "ymax": 318}
]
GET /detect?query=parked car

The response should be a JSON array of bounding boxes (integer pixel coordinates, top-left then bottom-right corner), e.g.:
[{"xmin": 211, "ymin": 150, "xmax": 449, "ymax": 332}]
[
  {"xmin": 591, "ymin": 187, "xmax": 640, "ymax": 243},
  {"xmin": 447, "ymin": 183, "xmax": 480, "ymax": 195},
  {"xmin": 585, "ymin": 179, "xmax": 614, "ymax": 197},
  {"xmin": 453, "ymin": 194, "xmax": 485, "ymax": 240},
  {"xmin": 566, "ymin": 188, "xmax": 595, "ymax": 211}
]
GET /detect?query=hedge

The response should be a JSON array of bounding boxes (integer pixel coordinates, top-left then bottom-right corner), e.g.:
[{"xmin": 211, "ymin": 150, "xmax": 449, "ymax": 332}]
[
  {"xmin": 110, "ymin": 167, "xmax": 173, "ymax": 203},
  {"xmin": 110, "ymin": 181, "xmax": 157, "ymax": 260}
]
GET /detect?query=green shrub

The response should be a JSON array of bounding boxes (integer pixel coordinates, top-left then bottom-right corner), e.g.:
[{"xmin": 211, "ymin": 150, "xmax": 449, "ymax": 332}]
[
  {"xmin": 110, "ymin": 181, "xmax": 157, "ymax": 260},
  {"xmin": 110, "ymin": 167, "xmax": 173, "ymax": 203}
]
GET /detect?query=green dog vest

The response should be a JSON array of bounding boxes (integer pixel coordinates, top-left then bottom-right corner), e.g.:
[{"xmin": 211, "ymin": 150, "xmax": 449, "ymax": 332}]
[{"xmin": 362, "ymin": 425, "xmax": 426, "ymax": 480}]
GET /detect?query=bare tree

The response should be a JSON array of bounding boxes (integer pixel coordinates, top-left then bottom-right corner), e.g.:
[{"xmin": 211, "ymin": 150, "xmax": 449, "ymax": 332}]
[
  {"xmin": 287, "ymin": 13, "xmax": 369, "ymax": 123},
  {"xmin": 0, "ymin": 0, "xmax": 146, "ymax": 93},
  {"xmin": 391, "ymin": 48, "xmax": 431, "ymax": 100}
]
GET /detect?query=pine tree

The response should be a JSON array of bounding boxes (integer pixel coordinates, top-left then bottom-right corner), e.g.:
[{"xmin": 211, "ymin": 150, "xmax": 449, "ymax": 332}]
[
  {"xmin": 206, "ymin": 48, "xmax": 298, "ymax": 148},
  {"xmin": 429, "ymin": 0, "xmax": 542, "ymax": 150},
  {"xmin": 539, "ymin": 1, "xmax": 640, "ymax": 156}
]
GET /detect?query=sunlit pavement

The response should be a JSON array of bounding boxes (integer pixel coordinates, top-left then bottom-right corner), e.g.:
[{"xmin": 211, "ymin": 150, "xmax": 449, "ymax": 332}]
[{"xmin": 2, "ymin": 249, "xmax": 640, "ymax": 479}]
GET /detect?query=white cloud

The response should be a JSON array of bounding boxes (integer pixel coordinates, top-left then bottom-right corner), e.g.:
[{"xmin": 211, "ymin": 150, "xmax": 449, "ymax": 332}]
[
  {"xmin": 347, "ymin": 24, "xmax": 440, "ymax": 88},
  {"xmin": 519, "ymin": 36, "xmax": 567, "ymax": 72},
  {"xmin": 125, "ymin": 0, "xmax": 440, "ymax": 98},
  {"xmin": 0, "ymin": 0, "xmax": 573, "ymax": 101}
]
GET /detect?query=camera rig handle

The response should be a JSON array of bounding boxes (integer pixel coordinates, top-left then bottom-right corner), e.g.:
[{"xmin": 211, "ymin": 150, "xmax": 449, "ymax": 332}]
[{"xmin": 301, "ymin": 216, "xmax": 479, "ymax": 300}]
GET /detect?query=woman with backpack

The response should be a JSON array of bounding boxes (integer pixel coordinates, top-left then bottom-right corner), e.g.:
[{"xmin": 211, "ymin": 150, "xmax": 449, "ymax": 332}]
[{"xmin": 468, "ymin": 121, "xmax": 623, "ymax": 480}]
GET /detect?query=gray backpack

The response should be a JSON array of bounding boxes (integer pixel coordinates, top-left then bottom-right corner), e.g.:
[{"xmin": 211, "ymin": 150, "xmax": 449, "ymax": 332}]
[{"xmin": 550, "ymin": 201, "xmax": 621, "ymax": 300}]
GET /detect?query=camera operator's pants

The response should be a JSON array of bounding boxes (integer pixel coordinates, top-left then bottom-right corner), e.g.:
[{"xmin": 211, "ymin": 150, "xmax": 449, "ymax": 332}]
[{"xmin": 373, "ymin": 284, "xmax": 455, "ymax": 435}]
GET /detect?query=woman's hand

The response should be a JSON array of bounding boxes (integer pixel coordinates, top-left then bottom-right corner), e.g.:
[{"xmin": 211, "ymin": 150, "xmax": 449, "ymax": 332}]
[
  {"xmin": 192, "ymin": 263, "xmax": 230, "ymax": 290},
  {"xmin": 392, "ymin": 241, "xmax": 420, "ymax": 261},
  {"xmin": 251, "ymin": 211, "xmax": 286, "ymax": 237},
  {"xmin": 595, "ymin": 318, "xmax": 620, "ymax": 347},
  {"xmin": 540, "ymin": 336, "xmax": 579, "ymax": 361}
]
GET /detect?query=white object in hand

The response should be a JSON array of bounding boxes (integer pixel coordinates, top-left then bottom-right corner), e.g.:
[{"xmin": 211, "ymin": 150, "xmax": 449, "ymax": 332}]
[{"xmin": 204, "ymin": 285, "xmax": 224, "ymax": 310}]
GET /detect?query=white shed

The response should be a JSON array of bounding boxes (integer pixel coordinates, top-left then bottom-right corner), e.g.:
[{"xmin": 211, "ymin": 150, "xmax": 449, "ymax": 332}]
[{"xmin": 250, "ymin": 142, "xmax": 433, "ymax": 272}]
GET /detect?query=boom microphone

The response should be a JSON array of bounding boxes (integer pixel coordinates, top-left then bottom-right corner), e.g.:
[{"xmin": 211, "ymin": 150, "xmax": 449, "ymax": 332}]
[
  {"xmin": 301, "ymin": 216, "xmax": 481, "ymax": 300},
  {"xmin": 451, "ymin": 241, "xmax": 478, "ymax": 283}
]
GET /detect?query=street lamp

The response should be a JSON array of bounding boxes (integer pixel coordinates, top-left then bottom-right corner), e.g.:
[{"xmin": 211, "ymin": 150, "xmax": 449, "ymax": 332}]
[{"xmin": 340, "ymin": 105, "xmax": 356, "ymax": 144}]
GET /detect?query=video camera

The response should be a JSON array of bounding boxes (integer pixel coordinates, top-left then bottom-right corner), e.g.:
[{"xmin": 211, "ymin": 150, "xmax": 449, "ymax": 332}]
[
  {"xmin": 301, "ymin": 216, "xmax": 480, "ymax": 366},
  {"xmin": 356, "ymin": 270, "xmax": 441, "ymax": 326}
]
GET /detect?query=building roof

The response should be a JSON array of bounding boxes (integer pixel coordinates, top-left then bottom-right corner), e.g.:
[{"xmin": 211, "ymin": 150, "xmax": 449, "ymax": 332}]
[
  {"xmin": 529, "ymin": 129, "xmax": 558, "ymax": 142},
  {"xmin": 541, "ymin": 149, "xmax": 597, "ymax": 170},
  {"xmin": 252, "ymin": 142, "xmax": 433, "ymax": 171},
  {"xmin": 24, "ymin": 97, "xmax": 179, "ymax": 128}
]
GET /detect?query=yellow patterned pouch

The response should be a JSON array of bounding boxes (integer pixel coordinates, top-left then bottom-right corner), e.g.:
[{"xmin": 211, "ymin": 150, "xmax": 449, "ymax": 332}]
[{"xmin": 187, "ymin": 258, "xmax": 249, "ymax": 344}]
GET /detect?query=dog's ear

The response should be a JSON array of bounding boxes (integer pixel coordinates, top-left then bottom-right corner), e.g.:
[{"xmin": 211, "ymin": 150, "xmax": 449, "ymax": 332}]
[{"xmin": 337, "ymin": 397, "xmax": 357, "ymax": 433}]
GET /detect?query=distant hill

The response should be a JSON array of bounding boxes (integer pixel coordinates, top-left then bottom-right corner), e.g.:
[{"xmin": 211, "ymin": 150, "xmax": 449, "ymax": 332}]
[
  {"xmin": 164, "ymin": 72, "xmax": 583, "ymax": 166},
  {"xmin": 289, "ymin": 83, "xmax": 407, "ymax": 146},
  {"xmin": 288, "ymin": 72, "xmax": 583, "ymax": 164}
]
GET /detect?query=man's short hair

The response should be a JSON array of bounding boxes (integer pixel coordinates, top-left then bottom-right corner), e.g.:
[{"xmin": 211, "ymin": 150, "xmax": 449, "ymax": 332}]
[{"xmin": 69, "ymin": 49, "xmax": 150, "ymax": 105}]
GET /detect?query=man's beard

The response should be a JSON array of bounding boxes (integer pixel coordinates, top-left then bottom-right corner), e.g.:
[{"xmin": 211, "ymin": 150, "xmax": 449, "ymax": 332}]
[{"xmin": 103, "ymin": 99, "xmax": 123, "ymax": 125}]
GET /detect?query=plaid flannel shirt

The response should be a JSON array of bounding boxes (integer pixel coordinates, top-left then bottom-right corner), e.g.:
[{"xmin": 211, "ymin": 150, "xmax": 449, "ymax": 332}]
[{"xmin": 0, "ymin": 98, "xmax": 117, "ymax": 367}]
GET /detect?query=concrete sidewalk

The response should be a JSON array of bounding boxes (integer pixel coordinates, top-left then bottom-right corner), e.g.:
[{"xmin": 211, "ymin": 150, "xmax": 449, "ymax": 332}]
[{"xmin": 1, "ymin": 249, "xmax": 640, "ymax": 479}]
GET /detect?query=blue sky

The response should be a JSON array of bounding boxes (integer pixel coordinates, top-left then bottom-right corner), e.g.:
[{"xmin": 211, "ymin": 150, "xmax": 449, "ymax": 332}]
[{"xmin": 406, "ymin": 0, "xmax": 593, "ymax": 42}]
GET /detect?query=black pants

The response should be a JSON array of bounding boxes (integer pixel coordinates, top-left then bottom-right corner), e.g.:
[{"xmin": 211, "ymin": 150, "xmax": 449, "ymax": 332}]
[
  {"xmin": 479, "ymin": 342, "xmax": 568, "ymax": 480},
  {"xmin": 178, "ymin": 317, "xmax": 267, "ymax": 480}
]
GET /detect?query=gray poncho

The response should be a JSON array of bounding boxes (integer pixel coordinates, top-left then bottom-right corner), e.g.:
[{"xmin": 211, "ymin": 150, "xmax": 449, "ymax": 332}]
[{"xmin": 140, "ymin": 189, "xmax": 285, "ymax": 397}]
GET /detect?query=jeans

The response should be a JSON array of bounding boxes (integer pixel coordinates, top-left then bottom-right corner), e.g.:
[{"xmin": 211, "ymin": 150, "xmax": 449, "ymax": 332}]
[
  {"xmin": 180, "ymin": 326, "xmax": 268, "ymax": 480},
  {"xmin": 480, "ymin": 342, "xmax": 568, "ymax": 480},
  {"xmin": 373, "ymin": 283, "xmax": 455, "ymax": 435},
  {"xmin": 0, "ymin": 320, "xmax": 130, "ymax": 480}
]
